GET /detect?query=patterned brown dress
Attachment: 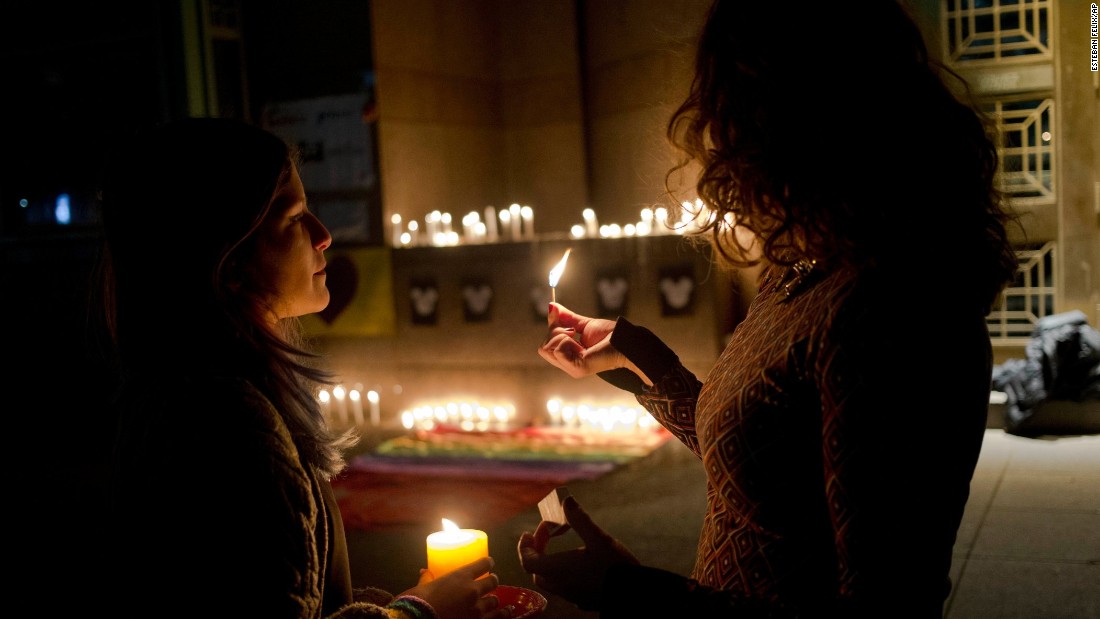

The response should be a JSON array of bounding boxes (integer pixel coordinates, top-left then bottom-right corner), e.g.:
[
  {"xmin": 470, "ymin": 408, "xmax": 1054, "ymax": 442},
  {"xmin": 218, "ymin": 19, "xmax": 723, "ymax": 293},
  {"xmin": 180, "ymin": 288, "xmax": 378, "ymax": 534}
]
[{"xmin": 598, "ymin": 262, "xmax": 991, "ymax": 617}]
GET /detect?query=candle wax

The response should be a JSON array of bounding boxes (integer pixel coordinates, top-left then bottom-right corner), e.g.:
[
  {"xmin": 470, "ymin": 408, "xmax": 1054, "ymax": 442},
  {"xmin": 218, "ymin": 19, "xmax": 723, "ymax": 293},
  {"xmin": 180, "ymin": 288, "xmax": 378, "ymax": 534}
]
[{"xmin": 426, "ymin": 526, "xmax": 488, "ymax": 578}]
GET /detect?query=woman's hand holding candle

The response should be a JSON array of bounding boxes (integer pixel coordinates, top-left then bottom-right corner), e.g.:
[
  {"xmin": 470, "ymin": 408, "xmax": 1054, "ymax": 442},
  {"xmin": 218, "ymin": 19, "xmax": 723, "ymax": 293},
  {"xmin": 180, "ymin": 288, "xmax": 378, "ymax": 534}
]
[
  {"xmin": 402, "ymin": 555, "xmax": 506, "ymax": 619},
  {"xmin": 539, "ymin": 303, "xmax": 652, "ymax": 385},
  {"xmin": 425, "ymin": 518, "xmax": 489, "ymax": 579}
]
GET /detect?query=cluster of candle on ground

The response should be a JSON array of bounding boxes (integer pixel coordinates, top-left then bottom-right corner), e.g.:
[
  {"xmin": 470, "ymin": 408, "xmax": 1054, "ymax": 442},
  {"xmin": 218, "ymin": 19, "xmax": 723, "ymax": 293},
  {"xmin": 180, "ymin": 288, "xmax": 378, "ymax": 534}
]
[{"xmin": 425, "ymin": 518, "xmax": 489, "ymax": 579}]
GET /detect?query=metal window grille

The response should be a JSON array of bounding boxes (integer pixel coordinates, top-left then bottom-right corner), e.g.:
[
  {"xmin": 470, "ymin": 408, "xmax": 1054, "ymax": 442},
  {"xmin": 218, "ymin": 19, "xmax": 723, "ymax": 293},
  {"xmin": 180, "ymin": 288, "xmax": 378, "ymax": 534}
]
[
  {"xmin": 988, "ymin": 97, "xmax": 1056, "ymax": 202},
  {"xmin": 944, "ymin": 0, "xmax": 1052, "ymax": 64},
  {"xmin": 987, "ymin": 241, "xmax": 1057, "ymax": 344}
]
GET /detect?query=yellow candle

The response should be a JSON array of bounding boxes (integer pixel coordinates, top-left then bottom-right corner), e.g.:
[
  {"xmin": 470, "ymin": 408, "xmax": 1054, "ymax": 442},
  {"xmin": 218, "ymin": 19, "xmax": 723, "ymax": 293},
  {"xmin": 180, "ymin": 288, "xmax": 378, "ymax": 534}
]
[{"xmin": 426, "ymin": 518, "xmax": 488, "ymax": 579}]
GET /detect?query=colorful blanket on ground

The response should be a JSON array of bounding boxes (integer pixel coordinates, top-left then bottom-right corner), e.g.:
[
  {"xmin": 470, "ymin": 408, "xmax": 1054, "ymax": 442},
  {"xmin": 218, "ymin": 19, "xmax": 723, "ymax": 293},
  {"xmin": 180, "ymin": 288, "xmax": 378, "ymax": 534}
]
[{"xmin": 332, "ymin": 425, "xmax": 671, "ymax": 531}]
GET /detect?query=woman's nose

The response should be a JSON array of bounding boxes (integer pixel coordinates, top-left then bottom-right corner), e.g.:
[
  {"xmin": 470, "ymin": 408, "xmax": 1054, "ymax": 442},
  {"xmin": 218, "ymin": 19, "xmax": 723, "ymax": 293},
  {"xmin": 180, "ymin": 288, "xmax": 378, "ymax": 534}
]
[{"xmin": 311, "ymin": 214, "xmax": 332, "ymax": 250}]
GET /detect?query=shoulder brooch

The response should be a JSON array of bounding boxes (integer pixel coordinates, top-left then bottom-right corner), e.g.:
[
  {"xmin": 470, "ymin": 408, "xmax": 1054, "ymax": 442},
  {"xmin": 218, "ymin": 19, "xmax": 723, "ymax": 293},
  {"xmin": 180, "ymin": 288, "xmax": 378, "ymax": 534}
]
[{"xmin": 777, "ymin": 259, "xmax": 819, "ymax": 300}]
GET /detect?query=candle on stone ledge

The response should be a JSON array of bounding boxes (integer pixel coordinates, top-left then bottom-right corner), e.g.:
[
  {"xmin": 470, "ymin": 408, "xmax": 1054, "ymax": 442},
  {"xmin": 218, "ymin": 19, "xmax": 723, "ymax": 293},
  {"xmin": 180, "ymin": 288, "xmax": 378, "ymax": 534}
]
[
  {"xmin": 484, "ymin": 206, "xmax": 498, "ymax": 242},
  {"xmin": 508, "ymin": 203, "xmax": 522, "ymax": 240},
  {"xmin": 390, "ymin": 214, "xmax": 403, "ymax": 247},
  {"xmin": 441, "ymin": 212, "xmax": 453, "ymax": 236},
  {"xmin": 427, "ymin": 210, "xmax": 441, "ymax": 239},
  {"xmin": 521, "ymin": 205, "xmax": 534, "ymax": 239},
  {"xmin": 654, "ymin": 207, "xmax": 669, "ymax": 234},
  {"xmin": 425, "ymin": 518, "xmax": 488, "ymax": 580},
  {"xmin": 582, "ymin": 207, "xmax": 598, "ymax": 237}
]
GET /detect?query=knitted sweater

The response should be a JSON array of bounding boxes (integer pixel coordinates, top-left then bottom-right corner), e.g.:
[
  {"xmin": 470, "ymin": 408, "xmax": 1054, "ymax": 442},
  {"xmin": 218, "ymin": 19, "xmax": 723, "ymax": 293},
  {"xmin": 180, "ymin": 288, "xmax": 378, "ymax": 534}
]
[{"xmin": 598, "ymin": 263, "xmax": 990, "ymax": 617}]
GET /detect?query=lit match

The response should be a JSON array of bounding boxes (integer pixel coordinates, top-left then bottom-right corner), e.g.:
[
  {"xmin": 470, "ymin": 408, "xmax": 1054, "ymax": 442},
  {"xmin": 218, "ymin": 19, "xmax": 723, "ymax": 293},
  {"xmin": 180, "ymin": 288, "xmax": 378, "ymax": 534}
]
[{"xmin": 548, "ymin": 248, "xmax": 572, "ymax": 304}]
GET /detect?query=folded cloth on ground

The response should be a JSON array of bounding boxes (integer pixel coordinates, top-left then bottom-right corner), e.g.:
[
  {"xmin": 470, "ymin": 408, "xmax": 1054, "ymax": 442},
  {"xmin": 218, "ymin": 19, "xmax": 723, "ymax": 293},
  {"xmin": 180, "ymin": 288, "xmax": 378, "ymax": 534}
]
[
  {"xmin": 373, "ymin": 424, "xmax": 671, "ymax": 463},
  {"xmin": 332, "ymin": 426, "xmax": 671, "ymax": 531}
]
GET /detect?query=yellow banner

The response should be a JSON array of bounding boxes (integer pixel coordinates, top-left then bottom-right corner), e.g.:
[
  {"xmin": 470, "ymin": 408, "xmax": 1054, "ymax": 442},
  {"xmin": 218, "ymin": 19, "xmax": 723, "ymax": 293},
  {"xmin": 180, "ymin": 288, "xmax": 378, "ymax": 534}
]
[{"xmin": 301, "ymin": 246, "xmax": 396, "ymax": 337}]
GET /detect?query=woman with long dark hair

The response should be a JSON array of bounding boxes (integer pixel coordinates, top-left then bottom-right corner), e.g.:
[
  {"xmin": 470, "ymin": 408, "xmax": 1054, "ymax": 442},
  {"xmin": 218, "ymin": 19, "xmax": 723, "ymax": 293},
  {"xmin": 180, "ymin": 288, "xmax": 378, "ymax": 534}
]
[{"xmin": 97, "ymin": 117, "xmax": 506, "ymax": 619}]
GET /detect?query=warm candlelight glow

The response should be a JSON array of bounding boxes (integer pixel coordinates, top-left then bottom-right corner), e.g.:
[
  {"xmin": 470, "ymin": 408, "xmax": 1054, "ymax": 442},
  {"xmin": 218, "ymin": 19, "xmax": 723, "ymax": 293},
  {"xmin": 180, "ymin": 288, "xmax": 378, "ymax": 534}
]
[
  {"xmin": 425, "ymin": 518, "xmax": 488, "ymax": 580},
  {"xmin": 400, "ymin": 399, "xmax": 516, "ymax": 432},
  {"xmin": 332, "ymin": 385, "xmax": 348, "ymax": 422},
  {"xmin": 549, "ymin": 249, "xmax": 571, "ymax": 287},
  {"xmin": 582, "ymin": 208, "xmax": 598, "ymax": 237},
  {"xmin": 349, "ymin": 389, "xmax": 364, "ymax": 426},
  {"xmin": 367, "ymin": 389, "xmax": 380, "ymax": 427},
  {"xmin": 548, "ymin": 248, "xmax": 572, "ymax": 304}
]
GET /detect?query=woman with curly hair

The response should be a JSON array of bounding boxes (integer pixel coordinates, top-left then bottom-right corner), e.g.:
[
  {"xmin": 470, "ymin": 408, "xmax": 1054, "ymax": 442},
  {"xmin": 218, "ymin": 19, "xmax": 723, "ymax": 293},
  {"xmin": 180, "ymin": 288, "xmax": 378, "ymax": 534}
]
[{"xmin": 518, "ymin": 1, "xmax": 1019, "ymax": 616}]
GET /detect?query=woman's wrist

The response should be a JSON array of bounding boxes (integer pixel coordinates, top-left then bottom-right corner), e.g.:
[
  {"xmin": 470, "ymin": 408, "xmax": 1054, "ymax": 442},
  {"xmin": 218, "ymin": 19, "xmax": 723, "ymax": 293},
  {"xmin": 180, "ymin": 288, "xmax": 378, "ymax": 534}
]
[
  {"xmin": 619, "ymin": 354, "xmax": 653, "ymax": 387},
  {"xmin": 387, "ymin": 595, "xmax": 439, "ymax": 619},
  {"xmin": 608, "ymin": 317, "xmax": 680, "ymax": 386}
]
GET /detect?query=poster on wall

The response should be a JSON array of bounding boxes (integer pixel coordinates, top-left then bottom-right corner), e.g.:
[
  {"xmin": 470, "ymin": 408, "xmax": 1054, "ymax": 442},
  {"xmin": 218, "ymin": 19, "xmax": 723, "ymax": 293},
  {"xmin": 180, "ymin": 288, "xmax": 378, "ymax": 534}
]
[
  {"xmin": 299, "ymin": 247, "xmax": 396, "ymax": 337},
  {"xmin": 461, "ymin": 278, "xmax": 494, "ymax": 322},
  {"xmin": 595, "ymin": 268, "xmax": 629, "ymax": 318},
  {"xmin": 261, "ymin": 92, "xmax": 379, "ymax": 243},
  {"xmin": 658, "ymin": 264, "xmax": 696, "ymax": 316},
  {"xmin": 409, "ymin": 278, "xmax": 440, "ymax": 326}
]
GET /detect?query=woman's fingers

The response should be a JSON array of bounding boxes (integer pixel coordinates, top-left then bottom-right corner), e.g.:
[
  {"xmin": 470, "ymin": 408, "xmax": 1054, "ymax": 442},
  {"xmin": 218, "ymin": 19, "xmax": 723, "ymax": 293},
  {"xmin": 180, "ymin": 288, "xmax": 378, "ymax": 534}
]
[
  {"xmin": 474, "ymin": 571, "xmax": 500, "ymax": 596},
  {"xmin": 458, "ymin": 556, "xmax": 495, "ymax": 579},
  {"xmin": 516, "ymin": 531, "xmax": 542, "ymax": 571},
  {"xmin": 538, "ymin": 333, "xmax": 586, "ymax": 374},
  {"xmin": 531, "ymin": 521, "xmax": 555, "ymax": 548},
  {"xmin": 560, "ymin": 496, "xmax": 606, "ymax": 544},
  {"xmin": 548, "ymin": 302, "xmax": 581, "ymax": 329},
  {"xmin": 541, "ymin": 326, "xmax": 578, "ymax": 346},
  {"xmin": 479, "ymin": 597, "xmax": 504, "ymax": 619}
]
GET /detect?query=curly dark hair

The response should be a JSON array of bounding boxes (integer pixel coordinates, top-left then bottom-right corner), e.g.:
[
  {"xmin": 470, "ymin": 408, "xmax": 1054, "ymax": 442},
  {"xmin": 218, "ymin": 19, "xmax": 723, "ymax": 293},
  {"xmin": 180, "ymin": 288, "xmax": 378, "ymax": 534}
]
[{"xmin": 667, "ymin": 0, "xmax": 1020, "ymax": 312}]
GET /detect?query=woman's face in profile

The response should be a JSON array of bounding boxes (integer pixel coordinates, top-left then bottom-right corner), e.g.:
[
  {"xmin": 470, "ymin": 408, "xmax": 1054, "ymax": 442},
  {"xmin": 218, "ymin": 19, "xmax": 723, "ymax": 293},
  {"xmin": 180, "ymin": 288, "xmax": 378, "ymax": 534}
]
[{"xmin": 248, "ymin": 165, "xmax": 333, "ymax": 322}]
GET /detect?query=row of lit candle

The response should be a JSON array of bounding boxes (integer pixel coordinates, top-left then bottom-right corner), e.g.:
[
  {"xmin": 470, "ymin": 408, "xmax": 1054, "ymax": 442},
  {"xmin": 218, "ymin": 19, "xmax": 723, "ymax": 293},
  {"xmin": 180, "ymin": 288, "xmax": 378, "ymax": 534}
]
[
  {"xmin": 319, "ymin": 384, "xmax": 381, "ymax": 426},
  {"xmin": 391, "ymin": 203, "xmax": 534, "ymax": 247},
  {"xmin": 545, "ymin": 398, "xmax": 658, "ymax": 432},
  {"xmin": 400, "ymin": 401, "xmax": 518, "ymax": 432},
  {"xmin": 390, "ymin": 199, "xmax": 717, "ymax": 247},
  {"xmin": 394, "ymin": 399, "xmax": 657, "ymax": 434},
  {"xmin": 569, "ymin": 200, "xmax": 714, "ymax": 240}
]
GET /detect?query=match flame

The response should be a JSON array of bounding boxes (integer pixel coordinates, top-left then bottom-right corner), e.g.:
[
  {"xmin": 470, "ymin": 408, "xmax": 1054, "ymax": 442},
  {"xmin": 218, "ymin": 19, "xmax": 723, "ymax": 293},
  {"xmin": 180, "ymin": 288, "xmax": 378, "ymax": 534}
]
[{"xmin": 548, "ymin": 248, "xmax": 572, "ymax": 287}]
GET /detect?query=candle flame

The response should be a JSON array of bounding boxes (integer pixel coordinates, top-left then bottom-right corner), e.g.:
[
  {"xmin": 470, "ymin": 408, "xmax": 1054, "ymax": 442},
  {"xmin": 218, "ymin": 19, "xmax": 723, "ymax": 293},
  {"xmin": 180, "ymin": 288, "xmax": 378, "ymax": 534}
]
[
  {"xmin": 548, "ymin": 248, "xmax": 572, "ymax": 287},
  {"xmin": 442, "ymin": 518, "xmax": 460, "ymax": 532}
]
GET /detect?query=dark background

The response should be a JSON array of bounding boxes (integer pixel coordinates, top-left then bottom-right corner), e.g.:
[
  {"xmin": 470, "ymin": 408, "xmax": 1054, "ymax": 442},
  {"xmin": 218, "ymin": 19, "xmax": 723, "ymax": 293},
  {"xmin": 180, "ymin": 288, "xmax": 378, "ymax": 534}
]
[{"xmin": 2, "ymin": 3, "xmax": 378, "ymax": 598}]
